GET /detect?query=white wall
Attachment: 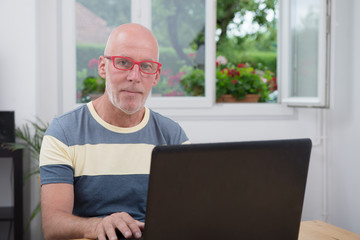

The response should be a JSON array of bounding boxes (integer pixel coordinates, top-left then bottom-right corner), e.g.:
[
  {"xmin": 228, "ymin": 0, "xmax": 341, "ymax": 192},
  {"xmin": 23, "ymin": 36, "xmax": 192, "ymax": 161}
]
[
  {"xmin": 0, "ymin": 1, "xmax": 40, "ymax": 240},
  {"xmin": 327, "ymin": 0, "xmax": 360, "ymax": 232},
  {"xmin": 0, "ymin": 0, "xmax": 359, "ymax": 239}
]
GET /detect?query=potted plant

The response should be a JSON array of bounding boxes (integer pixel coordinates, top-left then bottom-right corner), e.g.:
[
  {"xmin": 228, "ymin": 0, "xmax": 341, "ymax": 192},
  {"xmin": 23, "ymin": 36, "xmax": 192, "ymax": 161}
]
[
  {"xmin": 80, "ymin": 75, "xmax": 105, "ymax": 102},
  {"xmin": 180, "ymin": 66, "xmax": 205, "ymax": 96},
  {"xmin": 216, "ymin": 62, "xmax": 271, "ymax": 103},
  {"xmin": 180, "ymin": 57, "xmax": 274, "ymax": 102},
  {"xmin": 1, "ymin": 119, "xmax": 48, "ymax": 231}
]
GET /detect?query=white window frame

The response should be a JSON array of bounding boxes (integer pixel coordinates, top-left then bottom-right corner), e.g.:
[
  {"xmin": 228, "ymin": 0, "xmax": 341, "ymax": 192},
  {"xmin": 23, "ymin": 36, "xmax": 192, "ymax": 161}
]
[
  {"xmin": 59, "ymin": 0, "xmax": 332, "ymax": 120},
  {"xmin": 279, "ymin": 0, "xmax": 331, "ymax": 108},
  {"xmin": 62, "ymin": 0, "xmax": 77, "ymax": 115}
]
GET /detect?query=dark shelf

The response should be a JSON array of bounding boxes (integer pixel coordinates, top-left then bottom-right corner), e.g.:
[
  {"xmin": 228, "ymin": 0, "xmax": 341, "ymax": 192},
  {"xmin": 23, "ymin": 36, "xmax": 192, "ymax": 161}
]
[
  {"xmin": 0, "ymin": 206, "xmax": 14, "ymax": 220},
  {"xmin": 0, "ymin": 148, "xmax": 23, "ymax": 240},
  {"xmin": 0, "ymin": 148, "xmax": 13, "ymax": 157}
]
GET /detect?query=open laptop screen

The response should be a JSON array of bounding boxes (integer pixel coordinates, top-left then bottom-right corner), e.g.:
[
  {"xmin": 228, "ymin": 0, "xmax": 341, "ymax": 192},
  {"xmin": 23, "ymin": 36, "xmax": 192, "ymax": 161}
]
[{"xmin": 143, "ymin": 138, "xmax": 312, "ymax": 240}]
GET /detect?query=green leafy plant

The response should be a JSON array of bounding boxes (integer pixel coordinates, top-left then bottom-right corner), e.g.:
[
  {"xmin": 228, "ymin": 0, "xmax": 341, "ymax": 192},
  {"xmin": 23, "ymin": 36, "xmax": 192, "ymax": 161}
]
[
  {"xmin": 216, "ymin": 62, "xmax": 271, "ymax": 102},
  {"xmin": 180, "ymin": 66, "xmax": 205, "ymax": 96},
  {"xmin": 179, "ymin": 57, "xmax": 275, "ymax": 102},
  {"xmin": 152, "ymin": 69, "xmax": 186, "ymax": 96},
  {"xmin": 80, "ymin": 75, "xmax": 105, "ymax": 102},
  {"xmin": 1, "ymin": 119, "xmax": 48, "ymax": 231}
]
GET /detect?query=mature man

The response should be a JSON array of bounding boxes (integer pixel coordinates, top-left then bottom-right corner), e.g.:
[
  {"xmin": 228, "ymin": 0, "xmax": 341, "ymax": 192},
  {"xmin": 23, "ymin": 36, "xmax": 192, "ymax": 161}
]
[{"xmin": 40, "ymin": 23, "xmax": 189, "ymax": 240}]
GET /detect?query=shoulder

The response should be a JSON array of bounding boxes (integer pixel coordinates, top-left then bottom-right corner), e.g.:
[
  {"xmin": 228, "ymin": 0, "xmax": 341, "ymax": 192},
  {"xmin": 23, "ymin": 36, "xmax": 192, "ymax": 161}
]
[
  {"xmin": 149, "ymin": 109, "xmax": 179, "ymax": 127},
  {"xmin": 148, "ymin": 109, "xmax": 189, "ymax": 144},
  {"xmin": 45, "ymin": 104, "xmax": 90, "ymax": 144}
]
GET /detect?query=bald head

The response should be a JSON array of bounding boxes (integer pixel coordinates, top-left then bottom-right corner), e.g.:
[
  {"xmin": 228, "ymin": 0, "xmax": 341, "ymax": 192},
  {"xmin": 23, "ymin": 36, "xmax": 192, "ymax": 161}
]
[{"xmin": 104, "ymin": 23, "xmax": 159, "ymax": 60}]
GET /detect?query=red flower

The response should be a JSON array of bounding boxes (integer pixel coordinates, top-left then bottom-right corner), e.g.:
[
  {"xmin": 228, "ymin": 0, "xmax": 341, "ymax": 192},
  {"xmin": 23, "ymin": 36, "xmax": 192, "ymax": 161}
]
[
  {"xmin": 221, "ymin": 68, "xmax": 229, "ymax": 74},
  {"xmin": 227, "ymin": 69, "xmax": 240, "ymax": 77},
  {"xmin": 268, "ymin": 76, "xmax": 278, "ymax": 91},
  {"xmin": 168, "ymin": 71, "xmax": 185, "ymax": 87},
  {"xmin": 237, "ymin": 63, "xmax": 247, "ymax": 68},
  {"xmin": 88, "ymin": 58, "xmax": 98, "ymax": 69},
  {"xmin": 188, "ymin": 52, "xmax": 196, "ymax": 59},
  {"xmin": 232, "ymin": 79, "xmax": 237, "ymax": 84}
]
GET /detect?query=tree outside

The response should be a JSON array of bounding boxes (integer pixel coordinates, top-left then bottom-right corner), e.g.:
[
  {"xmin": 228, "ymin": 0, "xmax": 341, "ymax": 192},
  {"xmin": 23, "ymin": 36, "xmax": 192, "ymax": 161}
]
[{"xmin": 75, "ymin": 0, "xmax": 278, "ymax": 102}]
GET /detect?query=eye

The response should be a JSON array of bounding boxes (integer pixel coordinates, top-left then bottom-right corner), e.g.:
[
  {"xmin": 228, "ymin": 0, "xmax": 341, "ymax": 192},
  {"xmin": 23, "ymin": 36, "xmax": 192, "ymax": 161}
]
[
  {"xmin": 140, "ymin": 62, "xmax": 155, "ymax": 72},
  {"xmin": 115, "ymin": 58, "xmax": 133, "ymax": 69}
]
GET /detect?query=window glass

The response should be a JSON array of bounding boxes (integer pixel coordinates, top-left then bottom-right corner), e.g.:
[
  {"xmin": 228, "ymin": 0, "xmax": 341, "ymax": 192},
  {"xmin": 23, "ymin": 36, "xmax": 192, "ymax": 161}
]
[
  {"xmin": 151, "ymin": 0, "xmax": 206, "ymax": 97},
  {"xmin": 215, "ymin": 0, "xmax": 278, "ymax": 103},
  {"xmin": 71, "ymin": 0, "xmax": 328, "ymax": 109},
  {"xmin": 75, "ymin": 0, "xmax": 131, "ymax": 103},
  {"xmin": 290, "ymin": 0, "xmax": 320, "ymax": 97}
]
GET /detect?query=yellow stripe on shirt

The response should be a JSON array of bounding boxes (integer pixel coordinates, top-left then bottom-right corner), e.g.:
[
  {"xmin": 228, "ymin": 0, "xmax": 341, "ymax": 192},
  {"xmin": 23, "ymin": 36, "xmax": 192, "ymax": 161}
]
[{"xmin": 40, "ymin": 135, "xmax": 155, "ymax": 177}]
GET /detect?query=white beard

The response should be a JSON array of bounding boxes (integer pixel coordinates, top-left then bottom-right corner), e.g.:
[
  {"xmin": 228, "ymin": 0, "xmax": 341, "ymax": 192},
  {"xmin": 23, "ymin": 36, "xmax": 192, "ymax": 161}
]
[{"xmin": 105, "ymin": 77, "xmax": 146, "ymax": 115}]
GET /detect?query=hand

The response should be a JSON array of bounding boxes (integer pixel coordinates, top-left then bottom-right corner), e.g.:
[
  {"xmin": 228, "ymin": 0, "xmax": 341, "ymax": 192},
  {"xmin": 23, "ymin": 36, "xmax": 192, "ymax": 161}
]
[{"xmin": 95, "ymin": 212, "xmax": 144, "ymax": 240}]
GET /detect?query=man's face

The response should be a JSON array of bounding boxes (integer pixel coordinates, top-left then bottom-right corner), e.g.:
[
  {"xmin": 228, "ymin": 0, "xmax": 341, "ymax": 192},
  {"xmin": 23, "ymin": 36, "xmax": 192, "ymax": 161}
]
[{"xmin": 99, "ymin": 29, "xmax": 160, "ymax": 115}]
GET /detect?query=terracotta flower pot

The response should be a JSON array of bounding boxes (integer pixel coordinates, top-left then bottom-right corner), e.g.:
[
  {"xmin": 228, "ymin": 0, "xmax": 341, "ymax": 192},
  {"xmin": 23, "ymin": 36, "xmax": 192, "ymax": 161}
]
[{"xmin": 216, "ymin": 94, "xmax": 260, "ymax": 103}]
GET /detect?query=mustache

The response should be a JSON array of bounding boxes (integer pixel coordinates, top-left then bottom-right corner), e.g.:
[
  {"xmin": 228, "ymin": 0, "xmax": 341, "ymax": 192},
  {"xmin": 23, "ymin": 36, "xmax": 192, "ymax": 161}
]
[{"xmin": 121, "ymin": 86, "xmax": 144, "ymax": 93}]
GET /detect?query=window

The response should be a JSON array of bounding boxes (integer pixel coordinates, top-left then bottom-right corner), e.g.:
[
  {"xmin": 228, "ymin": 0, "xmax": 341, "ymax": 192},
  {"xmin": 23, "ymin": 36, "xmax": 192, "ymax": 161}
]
[
  {"xmin": 75, "ymin": 0, "xmax": 131, "ymax": 103},
  {"xmin": 147, "ymin": 0, "xmax": 216, "ymax": 108},
  {"xmin": 66, "ymin": 0, "xmax": 331, "ymax": 116},
  {"xmin": 151, "ymin": 0, "xmax": 206, "ymax": 98},
  {"xmin": 279, "ymin": 0, "xmax": 331, "ymax": 107}
]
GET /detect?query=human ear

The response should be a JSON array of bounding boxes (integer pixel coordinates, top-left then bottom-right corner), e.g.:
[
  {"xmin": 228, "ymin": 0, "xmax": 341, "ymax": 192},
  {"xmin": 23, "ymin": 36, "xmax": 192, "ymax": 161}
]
[
  {"xmin": 98, "ymin": 56, "xmax": 106, "ymax": 79},
  {"xmin": 152, "ymin": 68, "xmax": 161, "ymax": 87}
]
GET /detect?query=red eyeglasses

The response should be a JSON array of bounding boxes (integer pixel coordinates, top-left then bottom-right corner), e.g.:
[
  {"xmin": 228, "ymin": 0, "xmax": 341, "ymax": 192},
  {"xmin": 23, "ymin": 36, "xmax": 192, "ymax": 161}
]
[{"xmin": 104, "ymin": 56, "xmax": 162, "ymax": 74}]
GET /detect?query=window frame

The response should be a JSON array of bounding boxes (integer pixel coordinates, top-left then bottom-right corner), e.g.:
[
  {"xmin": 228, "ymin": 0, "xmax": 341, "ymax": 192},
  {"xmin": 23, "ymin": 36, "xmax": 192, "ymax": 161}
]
[
  {"xmin": 279, "ymin": 0, "xmax": 331, "ymax": 108},
  {"xmin": 62, "ymin": 0, "xmax": 77, "ymax": 114},
  {"xmin": 60, "ymin": 0, "xmax": 332, "ymax": 119}
]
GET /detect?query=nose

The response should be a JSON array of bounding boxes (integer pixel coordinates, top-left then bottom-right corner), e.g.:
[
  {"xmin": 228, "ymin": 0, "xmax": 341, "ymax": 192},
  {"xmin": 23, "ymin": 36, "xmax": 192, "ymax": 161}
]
[{"xmin": 127, "ymin": 63, "xmax": 141, "ymax": 82}]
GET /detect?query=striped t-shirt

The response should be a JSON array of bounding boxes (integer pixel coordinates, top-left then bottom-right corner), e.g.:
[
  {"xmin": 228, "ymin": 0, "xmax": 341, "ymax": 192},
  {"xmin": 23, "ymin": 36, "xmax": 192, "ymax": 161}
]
[{"xmin": 39, "ymin": 102, "xmax": 189, "ymax": 221}]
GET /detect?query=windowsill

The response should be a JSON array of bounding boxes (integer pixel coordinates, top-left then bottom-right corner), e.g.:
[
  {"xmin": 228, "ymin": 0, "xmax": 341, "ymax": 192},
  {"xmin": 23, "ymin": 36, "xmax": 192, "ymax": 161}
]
[
  {"xmin": 74, "ymin": 100, "xmax": 296, "ymax": 121},
  {"xmin": 149, "ymin": 102, "xmax": 296, "ymax": 121}
]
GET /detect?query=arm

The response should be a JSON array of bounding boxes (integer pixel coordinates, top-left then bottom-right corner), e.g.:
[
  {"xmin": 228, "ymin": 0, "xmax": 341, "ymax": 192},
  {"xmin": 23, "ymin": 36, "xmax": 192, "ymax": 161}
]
[
  {"xmin": 41, "ymin": 183, "xmax": 100, "ymax": 239},
  {"xmin": 41, "ymin": 183, "xmax": 144, "ymax": 240}
]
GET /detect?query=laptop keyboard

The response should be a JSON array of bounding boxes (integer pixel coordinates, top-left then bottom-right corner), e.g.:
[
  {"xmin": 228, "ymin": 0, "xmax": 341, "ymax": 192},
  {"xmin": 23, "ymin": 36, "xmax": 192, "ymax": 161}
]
[{"xmin": 104, "ymin": 230, "xmax": 144, "ymax": 240}]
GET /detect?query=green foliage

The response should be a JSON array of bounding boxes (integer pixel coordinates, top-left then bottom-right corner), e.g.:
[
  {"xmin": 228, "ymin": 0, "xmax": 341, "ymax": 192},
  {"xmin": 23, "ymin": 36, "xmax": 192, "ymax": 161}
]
[
  {"xmin": 74, "ymin": 0, "xmax": 278, "ymax": 100},
  {"xmin": 76, "ymin": 43, "xmax": 106, "ymax": 102},
  {"xmin": 76, "ymin": 43, "xmax": 105, "ymax": 72},
  {"xmin": 217, "ymin": 41, "xmax": 277, "ymax": 73},
  {"xmin": 237, "ymin": 51, "xmax": 277, "ymax": 73},
  {"xmin": 1, "ymin": 119, "xmax": 49, "ymax": 231},
  {"xmin": 216, "ymin": 0, "xmax": 277, "ymax": 44},
  {"xmin": 153, "ymin": 71, "xmax": 186, "ymax": 97},
  {"xmin": 159, "ymin": 47, "xmax": 186, "ymax": 74},
  {"xmin": 216, "ymin": 64, "xmax": 270, "ymax": 102},
  {"xmin": 80, "ymin": 75, "xmax": 105, "ymax": 103},
  {"xmin": 152, "ymin": 0, "xmax": 206, "ymax": 69},
  {"xmin": 2, "ymin": 119, "xmax": 48, "ymax": 166},
  {"xmin": 215, "ymin": 0, "xmax": 278, "ymax": 81},
  {"xmin": 180, "ymin": 61, "xmax": 275, "ymax": 102},
  {"xmin": 82, "ymin": 76, "xmax": 105, "ymax": 95},
  {"xmin": 180, "ymin": 66, "xmax": 205, "ymax": 96}
]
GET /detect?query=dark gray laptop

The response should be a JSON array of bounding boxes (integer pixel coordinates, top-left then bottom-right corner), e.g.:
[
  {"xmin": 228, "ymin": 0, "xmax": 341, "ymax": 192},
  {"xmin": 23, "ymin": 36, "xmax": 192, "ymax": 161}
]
[{"xmin": 141, "ymin": 138, "xmax": 312, "ymax": 240}]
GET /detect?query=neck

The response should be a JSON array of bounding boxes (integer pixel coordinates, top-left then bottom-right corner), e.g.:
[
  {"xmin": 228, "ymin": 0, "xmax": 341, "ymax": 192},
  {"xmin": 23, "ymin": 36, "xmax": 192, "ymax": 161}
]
[{"xmin": 92, "ymin": 95, "xmax": 145, "ymax": 128}]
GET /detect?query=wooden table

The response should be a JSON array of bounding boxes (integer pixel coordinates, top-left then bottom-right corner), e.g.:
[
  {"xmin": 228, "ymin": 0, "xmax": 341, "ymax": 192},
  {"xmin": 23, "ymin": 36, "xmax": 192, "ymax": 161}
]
[
  {"xmin": 299, "ymin": 220, "xmax": 360, "ymax": 240},
  {"xmin": 75, "ymin": 220, "xmax": 360, "ymax": 240}
]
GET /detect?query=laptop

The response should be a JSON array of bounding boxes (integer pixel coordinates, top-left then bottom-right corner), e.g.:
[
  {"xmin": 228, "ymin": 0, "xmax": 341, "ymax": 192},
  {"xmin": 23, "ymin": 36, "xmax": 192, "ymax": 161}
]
[{"xmin": 139, "ymin": 138, "xmax": 312, "ymax": 240}]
